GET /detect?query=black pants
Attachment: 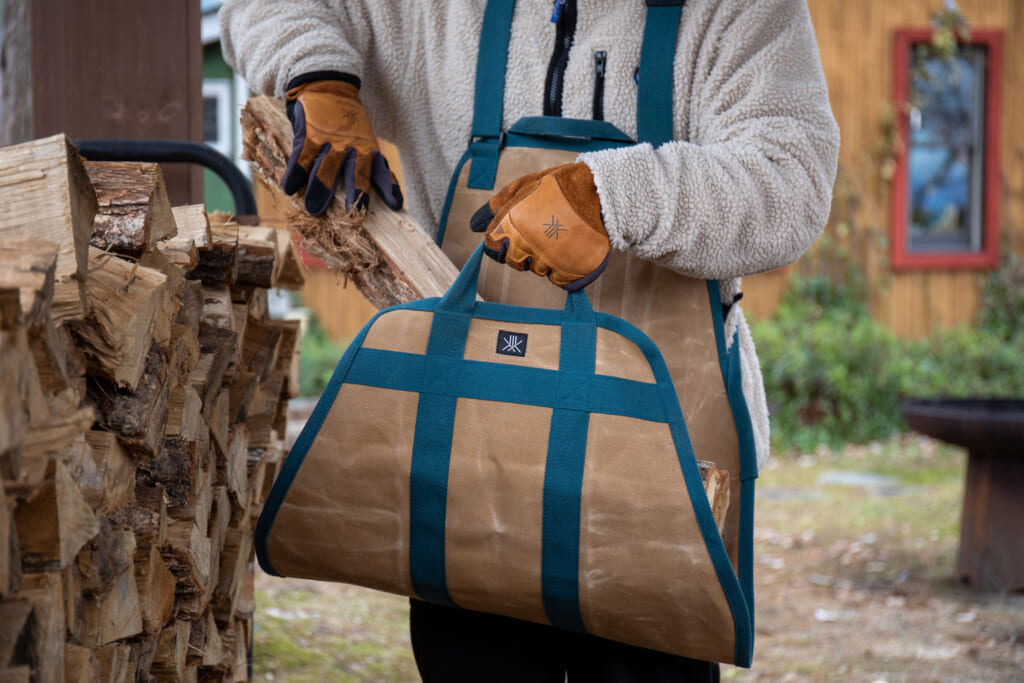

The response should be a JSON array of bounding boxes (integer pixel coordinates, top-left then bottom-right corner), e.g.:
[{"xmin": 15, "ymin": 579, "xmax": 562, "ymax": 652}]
[{"xmin": 410, "ymin": 600, "xmax": 721, "ymax": 683}]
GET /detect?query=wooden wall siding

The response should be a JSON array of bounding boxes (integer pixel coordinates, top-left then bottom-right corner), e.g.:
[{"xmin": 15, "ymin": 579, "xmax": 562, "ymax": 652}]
[
  {"xmin": 301, "ymin": 271, "xmax": 377, "ymax": 343},
  {"xmin": 742, "ymin": 0, "xmax": 1024, "ymax": 337},
  {"xmin": 254, "ymin": 2, "xmax": 1023, "ymax": 340}
]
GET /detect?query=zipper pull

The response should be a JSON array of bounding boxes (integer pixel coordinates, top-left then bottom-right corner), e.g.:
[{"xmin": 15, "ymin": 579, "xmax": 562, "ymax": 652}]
[
  {"xmin": 595, "ymin": 50, "xmax": 607, "ymax": 78},
  {"xmin": 551, "ymin": 0, "xmax": 566, "ymax": 23}
]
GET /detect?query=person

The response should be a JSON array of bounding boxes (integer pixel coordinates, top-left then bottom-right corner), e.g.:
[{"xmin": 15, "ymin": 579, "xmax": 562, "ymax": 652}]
[{"xmin": 221, "ymin": 1, "xmax": 839, "ymax": 680}]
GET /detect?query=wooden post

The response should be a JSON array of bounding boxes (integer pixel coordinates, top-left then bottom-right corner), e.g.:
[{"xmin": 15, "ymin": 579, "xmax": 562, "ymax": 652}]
[{"xmin": 0, "ymin": 0, "xmax": 202, "ymax": 204}]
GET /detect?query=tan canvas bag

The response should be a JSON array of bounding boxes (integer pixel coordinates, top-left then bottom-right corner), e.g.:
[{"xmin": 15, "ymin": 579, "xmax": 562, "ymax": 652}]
[{"xmin": 256, "ymin": 243, "xmax": 755, "ymax": 664}]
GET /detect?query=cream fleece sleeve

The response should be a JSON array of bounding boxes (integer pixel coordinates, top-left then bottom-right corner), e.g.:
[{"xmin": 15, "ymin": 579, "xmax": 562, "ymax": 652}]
[
  {"xmin": 580, "ymin": 0, "xmax": 840, "ymax": 281},
  {"xmin": 219, "ymin": 0, "xmax": 371, "ymax": 96}
]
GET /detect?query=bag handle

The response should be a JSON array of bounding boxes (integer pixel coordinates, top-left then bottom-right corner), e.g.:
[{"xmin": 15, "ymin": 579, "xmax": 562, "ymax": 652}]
[{"xmin": 438, "ymin": 243, "xmax": 595, "ymax": 324}]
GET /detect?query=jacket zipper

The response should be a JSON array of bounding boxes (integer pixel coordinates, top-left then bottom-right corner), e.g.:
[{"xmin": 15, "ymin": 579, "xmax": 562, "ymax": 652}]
[
  {"xmin": 544, "ymin": 0, "xmax": 577, "ymax": 117},
  {"xmin": 593, "ymin": 50, "xmax": 607, "ymax": 121}
]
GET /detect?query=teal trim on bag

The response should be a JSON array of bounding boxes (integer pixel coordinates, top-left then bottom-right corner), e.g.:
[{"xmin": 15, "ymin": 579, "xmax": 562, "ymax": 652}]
[
  {"xmin": 637, "ymin": 3, "xmax": 683, "ymax": 146},
  {"xmin": 726, "ymin": 331, "xmax": 759, "ymax": 666},
  {"xmin": 598, "ymin": 308, "xmax": 754, "ymax": 668},
  {"xmin": 540, "ymin": 299, "xmax": 597, "ymax": 632},
  {"xmin": 707, "ymin": 279, "xmax": 758, "ymax": 666},
  {"xmin": 408, "ymin": 310, "xmax": 473, "ymax": 606},
  {"xmin": 345, "ymin": 349, "xmax": 666, "ymax": 423},
  {"xmin": 541, "ymin": 408, "xmax": 589, "ymax": 632},
  {"xmin": 408, "ymin": 393, "xmax": 458, "ymax": 607},
  {"xmin": 436, "ymin": 148, "xmax": 473, "ymax": 247},
  {"xmin": 254, "ymin": 305, "xmax": 391, "ymax": 577}
]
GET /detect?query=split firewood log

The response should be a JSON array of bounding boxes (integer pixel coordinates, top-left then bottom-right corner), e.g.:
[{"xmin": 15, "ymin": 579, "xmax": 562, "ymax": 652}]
[
  {"xmin": 85, "ymin": 161, "xmax": 177, "ymax": 257},
  {"xmin": 242, "ymin": 96, "xmax": 460, "ymax": 307}
]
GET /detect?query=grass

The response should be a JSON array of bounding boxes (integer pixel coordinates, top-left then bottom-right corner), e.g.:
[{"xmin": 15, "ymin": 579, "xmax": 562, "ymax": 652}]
[
  {"xmin": 252, "ymin": 583, "xmax": 418, "ymax": 682},
  {"xmin": 251, "ymin": 436, "xmax": 1024, "ymax": 681}
]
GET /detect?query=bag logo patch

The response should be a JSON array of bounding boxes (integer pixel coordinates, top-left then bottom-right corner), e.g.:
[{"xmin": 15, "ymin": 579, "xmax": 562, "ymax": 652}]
[{"xmin": 497, "ymin": 330, "xmax": 528, "ymax": 357}]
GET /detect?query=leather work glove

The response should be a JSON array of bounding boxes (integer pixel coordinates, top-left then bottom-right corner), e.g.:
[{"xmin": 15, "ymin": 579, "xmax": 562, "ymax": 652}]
[
  {"xmin": 470, "ymin": 162, "xmax": 610, "ymax": 291},
  {"xmin": 283, "ymin": 76, "xmax": 403, "ymax": 216}
]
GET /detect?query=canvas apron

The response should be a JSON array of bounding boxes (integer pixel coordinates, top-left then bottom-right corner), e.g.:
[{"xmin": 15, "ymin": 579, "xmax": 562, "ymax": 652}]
[{"xmin": 437, "ymin": 0, "xmax": 757, "ymax": 638}]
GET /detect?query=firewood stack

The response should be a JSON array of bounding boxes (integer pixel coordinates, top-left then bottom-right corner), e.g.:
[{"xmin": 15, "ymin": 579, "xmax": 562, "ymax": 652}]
[{"xmin": 0, "ymin": 134, "xmax": 305, "ymax": 682}]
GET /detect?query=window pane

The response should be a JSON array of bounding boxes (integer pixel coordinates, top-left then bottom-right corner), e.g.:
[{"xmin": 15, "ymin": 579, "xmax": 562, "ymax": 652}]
[
  {"xmin": 203, "ymin": 96, "xmax": 220, "ymax": 144},
  {"xmin": 908, "ymin": 145, "xmax": 972, "ymax": 249},
  {"xmin": 907, "ymin": 46, "xmax": 986, "ymax": 253}
]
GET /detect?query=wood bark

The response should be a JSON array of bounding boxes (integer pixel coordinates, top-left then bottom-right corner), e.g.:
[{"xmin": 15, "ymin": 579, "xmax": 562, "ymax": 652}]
[
  {"xmin": 88, "ymin": 344, "xmax": 170, "ymax": 459},
  {"xmin": 86, "ymin": 162, "xmax": 177, "ymax": 257},
  {"xmin": 242, "ymin": 95, "xmax": 462, "ymax": 307}
]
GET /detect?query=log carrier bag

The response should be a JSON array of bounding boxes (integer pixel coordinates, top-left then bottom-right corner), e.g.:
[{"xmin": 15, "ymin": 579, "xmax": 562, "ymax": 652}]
[{"xmin": 256, "ymin": 0, "xmax": 758, "ymax": 668}]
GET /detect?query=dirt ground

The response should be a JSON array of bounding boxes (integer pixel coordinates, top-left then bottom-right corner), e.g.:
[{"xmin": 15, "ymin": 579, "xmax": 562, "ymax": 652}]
[{"xmin": 252, "ymin": 436, "xmax": 1024, "ymax": 682}]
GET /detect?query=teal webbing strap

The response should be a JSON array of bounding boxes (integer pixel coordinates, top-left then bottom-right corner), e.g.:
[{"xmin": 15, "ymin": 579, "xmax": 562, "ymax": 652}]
[
  {"xmin": 637, "ymin": 1, "xmax": 685, "ymax": 146},
  {"xmin": 408, "ymin": 309, "xmax": 472, "ymax": 607},
  {"xmin": 541, "ymin": 293, "xmax": 596, "ymax": 633},
  {"xmin": 467, "ymin": 0, "xmax": 516, "ymax": 189},
  {"xmin": 541, "ymin": 409, "xmax": 589, "ymax": 631}
]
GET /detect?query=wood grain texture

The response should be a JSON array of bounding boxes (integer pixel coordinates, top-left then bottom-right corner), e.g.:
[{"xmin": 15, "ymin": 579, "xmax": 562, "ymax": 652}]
[
  {"xmin": 241, "ymin": 96, "xmax": 462, "ymax": 308},
  {"xmin": 86, "ymin": 161, "xmax": 177, "ymax": 256}
]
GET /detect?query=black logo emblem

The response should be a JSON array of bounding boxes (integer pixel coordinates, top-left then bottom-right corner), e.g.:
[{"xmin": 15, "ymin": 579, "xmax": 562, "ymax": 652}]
[
  {"xmin": 542, "ymin": 215, "xmax": 566, "ymax": 240},
  {"xmin": 496, "ymin": 330, "xmax": 528, "ymax": 357}
]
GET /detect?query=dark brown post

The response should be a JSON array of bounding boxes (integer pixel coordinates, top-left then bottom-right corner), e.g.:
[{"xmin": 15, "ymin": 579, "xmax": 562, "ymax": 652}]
[{"xmin": 0, "ymin": 0, "xmax": 203, "ymax": 205}]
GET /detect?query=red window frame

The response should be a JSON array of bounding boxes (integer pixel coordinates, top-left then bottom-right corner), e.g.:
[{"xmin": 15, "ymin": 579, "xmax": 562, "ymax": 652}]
[{"xmin": 890, "ymin": 28, "xmax": 1002, "ymax": 271}]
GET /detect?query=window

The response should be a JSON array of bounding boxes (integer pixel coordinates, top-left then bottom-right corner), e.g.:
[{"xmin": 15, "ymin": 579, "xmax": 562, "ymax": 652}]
[
  {"xmin": 890, "ymin": 29, "xmax": 1002, "ymax": 270},
  {"xmin": 202, "ymin": 79, "xmax": 232, "ymax": 157}
]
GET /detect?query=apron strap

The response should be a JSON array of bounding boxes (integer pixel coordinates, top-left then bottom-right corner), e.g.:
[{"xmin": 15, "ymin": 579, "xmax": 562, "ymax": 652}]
[
  {"xmin": 467, "ymin": 0, "xmax": 516, "ymax": 189},
  {"xmin": 638, "ymin": 0, "xmax": 686, "ymax": 147},
  {"xmin": 468, "ymin": 0, "xmax": 685, "ymax": 187}
]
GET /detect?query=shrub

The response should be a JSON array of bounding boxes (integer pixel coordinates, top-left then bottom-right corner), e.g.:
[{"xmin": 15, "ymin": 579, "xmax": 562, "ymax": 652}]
[
  {"xmin": 752, "ymin": 272, "xmax": 1024, "ymax": 454},
  {"xmin": 298, "ymin": 315, "xmax": 348, "ymax": 397}
]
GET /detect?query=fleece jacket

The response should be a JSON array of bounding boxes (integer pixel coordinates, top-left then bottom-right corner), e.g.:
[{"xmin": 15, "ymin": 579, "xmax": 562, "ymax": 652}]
[{"xmin": 220, "ymin": 0, "xmax": 842, "ymax": 470}]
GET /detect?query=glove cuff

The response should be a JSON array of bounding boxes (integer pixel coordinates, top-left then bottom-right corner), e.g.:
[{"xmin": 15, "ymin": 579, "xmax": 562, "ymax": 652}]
[{"xmin": 285, "ymin": 71, "xmax": 361, "ymax": 92}]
